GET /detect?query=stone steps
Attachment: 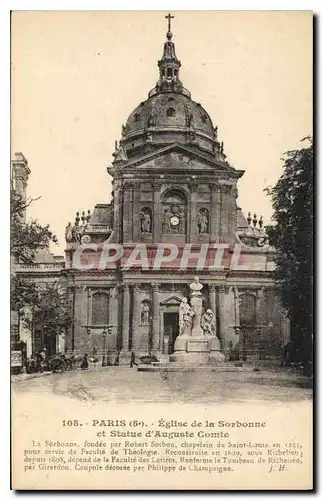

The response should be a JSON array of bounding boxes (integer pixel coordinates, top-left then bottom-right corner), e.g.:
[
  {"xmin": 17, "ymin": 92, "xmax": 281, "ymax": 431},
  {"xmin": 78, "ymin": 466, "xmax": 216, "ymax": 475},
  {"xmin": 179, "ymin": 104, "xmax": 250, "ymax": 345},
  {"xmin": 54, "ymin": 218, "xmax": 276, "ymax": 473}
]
[{"xmin": 137, "ymin": 362, "xmax": 256, "ymax": 373}]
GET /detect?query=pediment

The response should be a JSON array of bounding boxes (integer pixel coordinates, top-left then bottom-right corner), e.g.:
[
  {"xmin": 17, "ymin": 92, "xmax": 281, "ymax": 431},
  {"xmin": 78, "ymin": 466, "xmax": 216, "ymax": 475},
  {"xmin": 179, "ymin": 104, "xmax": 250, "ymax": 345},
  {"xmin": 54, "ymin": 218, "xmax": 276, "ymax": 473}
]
[
  {"xmin": 121, "ymin": 144, "xmax": 243, "ymax": 177},
  {"xmin": 160, "ymin": 295, "xmax": 183, "ymax": 306}
]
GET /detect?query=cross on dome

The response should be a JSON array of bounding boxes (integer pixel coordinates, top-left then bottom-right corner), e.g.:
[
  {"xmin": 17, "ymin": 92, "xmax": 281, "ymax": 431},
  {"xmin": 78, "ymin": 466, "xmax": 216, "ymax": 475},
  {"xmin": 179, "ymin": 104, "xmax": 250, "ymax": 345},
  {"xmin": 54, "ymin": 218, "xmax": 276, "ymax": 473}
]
[{"xmin": 165, "ymin": 13, "xmax": 174, "ymax": 39}]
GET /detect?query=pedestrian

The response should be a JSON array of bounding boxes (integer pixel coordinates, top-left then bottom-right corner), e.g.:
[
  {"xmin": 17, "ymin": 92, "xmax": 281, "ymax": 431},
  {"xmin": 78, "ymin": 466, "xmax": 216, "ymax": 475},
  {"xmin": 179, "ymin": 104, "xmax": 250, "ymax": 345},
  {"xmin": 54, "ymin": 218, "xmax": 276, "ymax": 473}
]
[
  {"xmin": 114, "ymin": 351, "xmax": 120, "ymax": 366},
  {"xmin": 130, "ymin": 351, "xmax": 137, "ymax": 368},
  {"xmin": 80, "ymin": 353, "xmax": 89, "ymax": 370},
  {"xmin": 36, "ymin": 350, "xmax": 43, "ymax": 372}
]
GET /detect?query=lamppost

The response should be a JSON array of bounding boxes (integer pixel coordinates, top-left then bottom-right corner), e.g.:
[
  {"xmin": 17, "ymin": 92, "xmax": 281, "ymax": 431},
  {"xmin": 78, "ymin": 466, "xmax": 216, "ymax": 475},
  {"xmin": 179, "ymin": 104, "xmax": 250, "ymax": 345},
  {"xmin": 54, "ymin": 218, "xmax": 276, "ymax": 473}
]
[
  {"xmin": 102, "ymin": 326, "xmax": 113, "ymax": 367},
  {"xmin": 102, "ymin": 329, "xmax": 107, "ymax": 367}
]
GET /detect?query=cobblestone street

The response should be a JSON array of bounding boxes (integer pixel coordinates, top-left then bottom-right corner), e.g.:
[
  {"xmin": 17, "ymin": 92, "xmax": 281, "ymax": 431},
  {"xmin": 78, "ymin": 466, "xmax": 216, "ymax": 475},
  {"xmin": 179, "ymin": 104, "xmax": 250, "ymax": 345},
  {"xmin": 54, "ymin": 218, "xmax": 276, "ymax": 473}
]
[{"xmin": 11, "ymin": 366, "xmax": 312, "ymax": 405}]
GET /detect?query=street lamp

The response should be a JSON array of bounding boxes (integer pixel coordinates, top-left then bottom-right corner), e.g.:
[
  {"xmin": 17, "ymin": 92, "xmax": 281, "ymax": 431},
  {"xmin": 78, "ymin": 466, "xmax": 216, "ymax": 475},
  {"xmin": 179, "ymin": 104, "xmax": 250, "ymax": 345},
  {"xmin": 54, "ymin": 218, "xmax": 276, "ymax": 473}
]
[
  {"xmin": 102, "ymin": 326, "xmax": 113, "ymax": 367},
  {"xmin": 101, "ymin": 329, "xmax": 107, "ymax": 367}
]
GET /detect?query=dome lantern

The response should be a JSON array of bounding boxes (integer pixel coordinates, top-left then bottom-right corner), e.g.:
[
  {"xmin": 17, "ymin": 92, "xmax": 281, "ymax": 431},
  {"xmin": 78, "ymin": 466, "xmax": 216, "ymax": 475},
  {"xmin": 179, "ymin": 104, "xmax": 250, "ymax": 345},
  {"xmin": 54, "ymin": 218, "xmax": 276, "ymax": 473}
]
[{"xmin": 149, "ymin": 13, "xmax": 191, "ymax": 98}]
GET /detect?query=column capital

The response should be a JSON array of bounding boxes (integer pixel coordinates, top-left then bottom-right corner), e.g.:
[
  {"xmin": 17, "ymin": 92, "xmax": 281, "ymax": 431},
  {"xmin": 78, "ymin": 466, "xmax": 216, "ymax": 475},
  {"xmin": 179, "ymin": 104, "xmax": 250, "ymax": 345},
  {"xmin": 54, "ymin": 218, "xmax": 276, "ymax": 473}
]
[
  {"xmin": 122, "ymin": 284, "xmax": 130, "ymax": 292},
  {"xmin": 133, "ymin": 284, "xmax": 142, "ymax": 293},
  {"xmin": 152, "ymin": 284, "xmax": 160, "ymax": 292},
  {"xmin": 109, "ymin": 285, "xmax": 119, "ymax": 298},
  {"xmin": 152, "ymin": 180, "xmax": 163, "ymax": 190},
  {"xmin": 219, "ymin": 183, "xmax": 232, "ymax": 194},
  {"xmin": 189, "ymin": 179, "xmax": 198, "ymax": 191},
  {"xmin": 209, "ymin": 284, "xmax": 217, "ymax": 292},
  {"xmin": 218, "ymin": 284, "xmax": 230, "ymax": 293},
  {"xmin": 113, "ymin": 178, "xmax": 122, "ymax": 190}
]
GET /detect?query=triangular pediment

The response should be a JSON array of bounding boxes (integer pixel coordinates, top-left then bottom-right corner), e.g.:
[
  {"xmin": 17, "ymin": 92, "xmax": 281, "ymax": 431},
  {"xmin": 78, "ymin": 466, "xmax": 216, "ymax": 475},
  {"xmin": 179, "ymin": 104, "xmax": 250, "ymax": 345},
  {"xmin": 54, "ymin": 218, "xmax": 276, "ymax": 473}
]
[
  {"xmin": 120, "ymin": 143, "xmax": 244, "ymax": 178},
  {"xmin": 160, "ymin": 295, "xmax": 182, "ymax": 306}
]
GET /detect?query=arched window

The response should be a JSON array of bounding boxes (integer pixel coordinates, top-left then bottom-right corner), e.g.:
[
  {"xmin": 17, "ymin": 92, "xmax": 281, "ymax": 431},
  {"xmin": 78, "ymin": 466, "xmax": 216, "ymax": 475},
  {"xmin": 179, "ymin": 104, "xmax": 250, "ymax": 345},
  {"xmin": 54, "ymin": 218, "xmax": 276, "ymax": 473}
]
[
  {"xmin": 167, "ymin": 67, "xmax": 172, "ymax": 78},
  {"xmin": 166, "ymin": 107, "xmax": 176, "ymax": 117},
  {"xmin": 92, "ymin": 291, "xmax": 109, "ymax": 326},
  {"xmin": 239, "ymin": 293, "xmax": 257, "ymax": 326}
]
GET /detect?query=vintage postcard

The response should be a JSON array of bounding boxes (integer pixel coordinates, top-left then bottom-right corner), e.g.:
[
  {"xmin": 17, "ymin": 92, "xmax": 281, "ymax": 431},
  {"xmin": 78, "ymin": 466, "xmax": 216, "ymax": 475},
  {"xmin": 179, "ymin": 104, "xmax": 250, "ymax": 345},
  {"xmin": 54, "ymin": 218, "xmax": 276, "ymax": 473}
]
[{"xmin": 11, "ymin": 11, "xmax": 313, "ymax": 490}]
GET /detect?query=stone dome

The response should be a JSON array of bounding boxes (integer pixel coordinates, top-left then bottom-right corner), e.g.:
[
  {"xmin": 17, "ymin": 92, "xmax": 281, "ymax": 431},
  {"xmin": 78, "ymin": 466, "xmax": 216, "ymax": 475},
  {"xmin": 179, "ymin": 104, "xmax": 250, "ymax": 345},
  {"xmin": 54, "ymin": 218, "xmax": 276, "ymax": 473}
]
[
  {"xmin": 116, "ymin": 23, "xmax": 222, "ymax": 162},
  {"xmin": 122, "ymin": 92, "xmax": 216, "ymax": 157}
]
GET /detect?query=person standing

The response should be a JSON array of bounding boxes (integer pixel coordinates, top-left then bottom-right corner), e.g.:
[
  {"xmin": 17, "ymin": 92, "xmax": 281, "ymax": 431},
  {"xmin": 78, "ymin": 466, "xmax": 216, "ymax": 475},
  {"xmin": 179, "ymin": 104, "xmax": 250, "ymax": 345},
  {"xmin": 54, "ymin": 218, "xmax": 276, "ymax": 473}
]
[
  {"xmin": 80, "ymin": 353, "xmax": 89, "ymax": 370},
  {"xmin": 130, "ymin": 351, "xmax": 137, "ymax": 368}
]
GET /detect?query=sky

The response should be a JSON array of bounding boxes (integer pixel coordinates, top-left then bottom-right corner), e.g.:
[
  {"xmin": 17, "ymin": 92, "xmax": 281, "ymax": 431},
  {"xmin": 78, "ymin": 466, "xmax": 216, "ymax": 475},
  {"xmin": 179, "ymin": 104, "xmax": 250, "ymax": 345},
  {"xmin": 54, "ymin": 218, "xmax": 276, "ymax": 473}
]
[{"xmin": 11, "ymin": 11, "xmax": 312, "ymax": 255}]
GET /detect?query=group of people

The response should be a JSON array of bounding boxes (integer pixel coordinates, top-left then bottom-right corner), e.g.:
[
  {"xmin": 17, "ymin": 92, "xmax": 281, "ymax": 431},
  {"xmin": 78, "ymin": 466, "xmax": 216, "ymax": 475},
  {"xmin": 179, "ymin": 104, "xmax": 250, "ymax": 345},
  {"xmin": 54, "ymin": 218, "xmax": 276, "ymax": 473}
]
[{"xmin": 26, "ymin": 349, "xmax": 88, "ymax": 374}]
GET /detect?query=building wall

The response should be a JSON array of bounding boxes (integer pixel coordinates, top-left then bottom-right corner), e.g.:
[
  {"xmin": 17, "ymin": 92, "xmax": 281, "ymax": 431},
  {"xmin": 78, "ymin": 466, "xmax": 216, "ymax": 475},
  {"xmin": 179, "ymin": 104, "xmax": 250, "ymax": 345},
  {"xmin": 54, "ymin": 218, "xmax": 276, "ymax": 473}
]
[{"xmin": 66, "ymin": 272, "xmax": 289, "ymax": 362}]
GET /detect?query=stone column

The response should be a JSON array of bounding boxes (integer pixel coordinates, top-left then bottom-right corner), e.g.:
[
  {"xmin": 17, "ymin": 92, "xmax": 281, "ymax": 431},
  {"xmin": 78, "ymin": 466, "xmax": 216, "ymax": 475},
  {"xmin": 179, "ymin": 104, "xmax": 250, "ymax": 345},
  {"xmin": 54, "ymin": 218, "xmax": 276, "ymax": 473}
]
[
  {"xmin": 218, "ymin": 285, "xmax": 228, "ymax": 350},
  {"xmin": 152, "ymin": 284, "xmax": 160, "ymax": 351},
  {"xmin": 189, "ymin": 181, "xmax": 198, "ymax": 242},
  {"xmin": 210, "ymin": 183, "xmax": 220, "ymax": 242},
  {"xmin": 219, "ymin": 184, "xmax": 231, "ymax": 240},
  {"xmin": 132, "ymin": 182, "xmax": 141, "ymax": 242},
  {"xmin": 132, "ymin": 285, "xmax": 141, "ymax": 352},
  {"xmin": 209, "ymin": 285, "xmax": 217, "ymax": 316},
  {"xmin": 109, "ymin": 286, "xmax": 119, "ymax": 338},
  {"xmin": 112, "ymin": 178, "xmax": 122, "ymax": 243},
  {"xmin": 121, "ymin": 285, "xmax": 130, "ymax": 352},
  {"xmin": 153, "ymin": 181, "xmax": 162, "ymax": 243},
  {"xmin": 229, "ymin": 185, "xmax": 238, "ymax": 239},
  {"xmin": 122, "ymin": 183, "xmax": 133, "ymax": 242}
]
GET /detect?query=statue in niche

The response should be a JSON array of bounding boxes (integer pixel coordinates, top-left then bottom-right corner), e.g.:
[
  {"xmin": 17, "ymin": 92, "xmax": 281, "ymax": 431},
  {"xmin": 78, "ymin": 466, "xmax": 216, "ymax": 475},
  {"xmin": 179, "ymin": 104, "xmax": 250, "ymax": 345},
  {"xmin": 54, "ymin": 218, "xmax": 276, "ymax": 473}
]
[
  {"xmin": 162, "ymin": 207, "xmax": 172, "ymax": 233},
  {"xmin": 177, "ymin": 206, "xmax": 185, "ymax": 233},
  {"xmin": 198, "ymin": 209, "xmax": 209, "ymax": 234},
  {"xmin": 141, "ymin": 302, "xmax": 150, "ymax": 325},
  {"xmin": 179, "ymin": 298, "xmax": 195, "ymax": 336},
  {"xmin": 140, "ymin": 208, "xmax": 152, "ymax": 233},
  {"xmin": 201, "ymin": 309, "xmax": 216, "ymax": 336}
]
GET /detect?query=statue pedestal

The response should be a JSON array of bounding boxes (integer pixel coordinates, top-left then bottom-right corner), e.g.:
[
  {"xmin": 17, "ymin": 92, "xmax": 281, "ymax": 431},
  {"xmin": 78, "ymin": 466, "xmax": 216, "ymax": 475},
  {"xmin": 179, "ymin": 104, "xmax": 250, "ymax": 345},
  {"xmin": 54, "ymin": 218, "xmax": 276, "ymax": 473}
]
[
  {"xmin": 172, "ymin": 277, "xmax": 224, "ymax": 365},
  {"xmin": 171, "ymin": 334, "xmax": 224, "ymax": 364}
]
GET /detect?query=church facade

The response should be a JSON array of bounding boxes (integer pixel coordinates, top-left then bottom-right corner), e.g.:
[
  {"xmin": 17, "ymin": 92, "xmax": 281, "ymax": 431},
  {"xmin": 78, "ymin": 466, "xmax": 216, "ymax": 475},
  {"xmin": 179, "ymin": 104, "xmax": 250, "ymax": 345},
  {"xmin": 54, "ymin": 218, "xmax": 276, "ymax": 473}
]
[{"xmin": 63, "ymin": 18, "xmax": 290, "ymax": 364}]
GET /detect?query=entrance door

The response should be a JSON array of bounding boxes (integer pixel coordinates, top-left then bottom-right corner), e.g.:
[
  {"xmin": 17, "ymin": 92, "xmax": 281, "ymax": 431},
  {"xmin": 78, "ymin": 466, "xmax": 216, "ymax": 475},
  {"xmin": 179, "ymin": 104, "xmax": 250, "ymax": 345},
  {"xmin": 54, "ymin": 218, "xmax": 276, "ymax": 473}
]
[{"xmin": 164, "ymin": 312, "xmax": 179, "ymax": 354}]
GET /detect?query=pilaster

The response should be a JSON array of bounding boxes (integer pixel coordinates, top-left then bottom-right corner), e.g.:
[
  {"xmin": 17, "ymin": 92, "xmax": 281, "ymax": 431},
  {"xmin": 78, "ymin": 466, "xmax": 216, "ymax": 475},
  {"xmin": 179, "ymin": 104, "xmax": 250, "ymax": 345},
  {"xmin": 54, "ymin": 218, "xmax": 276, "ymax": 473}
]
[
  {"xmin": 113, "ymin": 178, "xmax": 122, "ymax": 243},
  {"xmin": 132, "ymin": 182, "xmax": 141, "ymax": 242},
  {"xmin": 208, "ymin": 285, "xmax": 217, "ymax": 316},
  {"xmin": 132, "ymin": 285, "xmax": 141, "ymax": 352},
  {"xmin": 152, "ymin": 284, "xmax": 160, "ymax": 351},
  {"xmin": 121, "ymin": 285, "xmax": 130, "ymax": 352},
  {"xmin": 122, "ymin": 183, "xmax": 133, "ymax": 242},
  {"xmin": 153, "ymin": 181, "xmax": 162, "ymax": 243},
  {"xmin": 189, "ymin": 180, "xmax": 198, "ymax": 242},
  {"xmin": 209, "ymin": 183, "xmax": 220, "ymax": 241}
]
